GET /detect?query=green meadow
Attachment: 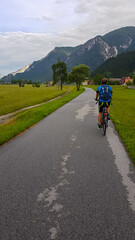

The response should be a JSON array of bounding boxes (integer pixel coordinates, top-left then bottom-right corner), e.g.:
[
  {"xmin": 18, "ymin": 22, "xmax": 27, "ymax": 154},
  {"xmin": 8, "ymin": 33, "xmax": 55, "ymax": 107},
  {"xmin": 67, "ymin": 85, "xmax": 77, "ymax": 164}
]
[
  {"xmin": 87, "ymin": 85, "xmax": 135, "ymax": 164},
  {"xmin": 0, "ymin": 86, "xmax": 84, "ymax": 145},
  {"xmin": 0, "ymin": 85, "xmax": 73, "ymax": 116}
]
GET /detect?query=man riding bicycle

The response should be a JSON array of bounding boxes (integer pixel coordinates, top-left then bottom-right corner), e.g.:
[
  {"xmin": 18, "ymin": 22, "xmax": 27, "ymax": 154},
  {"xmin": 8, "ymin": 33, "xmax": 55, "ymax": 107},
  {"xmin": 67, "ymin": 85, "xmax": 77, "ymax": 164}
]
[{"xmin": 95, "ymin": 78, "xmax": 112, "ymax": 128}]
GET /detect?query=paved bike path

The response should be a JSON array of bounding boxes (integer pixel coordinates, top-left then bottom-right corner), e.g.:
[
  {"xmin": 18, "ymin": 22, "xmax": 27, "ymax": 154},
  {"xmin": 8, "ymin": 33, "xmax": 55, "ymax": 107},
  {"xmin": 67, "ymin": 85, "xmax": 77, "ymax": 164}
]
[{"xmin": 0, "ymin": 88, "xmax": 135, "ymax": 240}]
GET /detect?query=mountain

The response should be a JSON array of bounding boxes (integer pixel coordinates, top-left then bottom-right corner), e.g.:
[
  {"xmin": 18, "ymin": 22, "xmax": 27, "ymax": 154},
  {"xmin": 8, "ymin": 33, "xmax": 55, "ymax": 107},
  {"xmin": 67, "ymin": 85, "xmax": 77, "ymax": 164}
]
[
  {"xmin": 2, "ymin": 26, "xmax": 135, "ymax": 82},
  {"xmin": 66, "ymin": 35, "xmax": 118, "ymax": 72},
  {"xmin": 91, "ymin": 50, "xmax": 135, "ymax": 78},
  {"xmin": 103, "ymin": 26, "xmax": 135, "ymax": 53},
  {"xmin": 2, "ymin": 46, "xmax": 80, "ymax": 83}
]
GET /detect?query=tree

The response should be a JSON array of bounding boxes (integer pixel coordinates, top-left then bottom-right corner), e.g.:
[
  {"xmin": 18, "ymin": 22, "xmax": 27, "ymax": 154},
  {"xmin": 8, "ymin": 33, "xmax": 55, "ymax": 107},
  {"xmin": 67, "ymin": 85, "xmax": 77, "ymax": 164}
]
[
  {"xmin": 93, "ymin": 74, "xmax": 103, "ymax": 85},
  {"xmin": 68, "ymin": 64, "xmax": 90, "ymax": 91},
  {"xmin": 103, "ymin": 71, "xmax": 112, "ymax": 80},
  {"xmin": 52, "ymin": 61, "xmax": 67, "ymax": 90},
  {"xmin": 18, "ymin": 80, "xmax": 24, "ymax": 87}
]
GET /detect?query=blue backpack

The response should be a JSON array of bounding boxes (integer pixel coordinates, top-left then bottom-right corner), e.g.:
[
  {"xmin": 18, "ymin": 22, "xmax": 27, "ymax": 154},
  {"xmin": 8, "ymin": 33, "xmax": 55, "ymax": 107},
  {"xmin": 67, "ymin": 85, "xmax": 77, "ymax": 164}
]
[{"xmin": 99, "ymin": 85, "xmax": 112, "ymax": 101}]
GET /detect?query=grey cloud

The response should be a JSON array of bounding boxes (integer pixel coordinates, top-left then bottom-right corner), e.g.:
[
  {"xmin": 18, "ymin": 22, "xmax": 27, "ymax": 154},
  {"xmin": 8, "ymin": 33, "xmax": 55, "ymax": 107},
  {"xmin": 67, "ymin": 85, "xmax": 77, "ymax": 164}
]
[
  {"xmin": 75, "ymin": 4, "xmax": 90, "ymax": 14},
  {"xmin": 0, "ymin": 31, "xmax": 81, "ymax": 76},
  {"xmin": 55, "ymin": 0, "xmax": 69, "ymax": 3},
  {"xmin": 29, "ymin": 15, "xmax": 53, "ymax": 21},
  {"xmin": 0, "ymin": 32, "xmax": 54, "ymax": 75},
  {"xmin": 74, "ymin": 0, "xmax": 96, "ymax": 14},
  {"xmin": 42, "ymin": 15, "xmax": 53, "ymax": 21}
]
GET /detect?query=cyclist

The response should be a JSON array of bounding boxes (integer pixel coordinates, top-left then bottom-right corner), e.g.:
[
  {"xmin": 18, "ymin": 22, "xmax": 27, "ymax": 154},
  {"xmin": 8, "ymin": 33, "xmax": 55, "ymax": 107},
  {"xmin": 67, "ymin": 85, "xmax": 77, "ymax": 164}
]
[{"xmin": 95, "ymin": 78, "xmax": 112, "ymax": 128}]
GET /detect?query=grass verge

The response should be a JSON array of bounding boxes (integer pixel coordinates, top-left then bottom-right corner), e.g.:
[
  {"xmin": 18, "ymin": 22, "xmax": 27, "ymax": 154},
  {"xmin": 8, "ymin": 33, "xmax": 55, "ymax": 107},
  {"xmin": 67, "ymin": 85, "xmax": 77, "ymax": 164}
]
[
  {"xmin": 0, "ymin": 87, "xmax": 85, "ymax": 145},
  {"xmin": 87, "ymin": 85, "xmax": 135, "ymax": 164}
]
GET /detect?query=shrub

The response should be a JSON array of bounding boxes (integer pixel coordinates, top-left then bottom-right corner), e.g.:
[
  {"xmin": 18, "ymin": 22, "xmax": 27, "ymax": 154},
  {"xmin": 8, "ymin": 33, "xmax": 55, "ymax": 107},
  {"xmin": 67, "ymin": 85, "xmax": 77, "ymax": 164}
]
[
  {"xmin": 32, "ymin": 82, "xmax": 40, "ymax": 87},
  {"xmin": 126, "ymin": 81, "xmax": 132, "ymax": 86}
]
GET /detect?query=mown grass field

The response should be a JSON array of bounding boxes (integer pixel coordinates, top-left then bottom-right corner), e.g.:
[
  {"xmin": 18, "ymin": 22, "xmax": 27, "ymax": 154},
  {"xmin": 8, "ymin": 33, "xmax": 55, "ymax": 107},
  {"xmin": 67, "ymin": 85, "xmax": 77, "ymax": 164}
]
[
  {"xmin": 0, "ymin": 86, "xmax": 84, "ymax": 145},
  {"xmin": 87, "ymin": 85, "xmax": 135, "ymax": 164},
  {"xmin": 0, "ymin": 85, "xmax": 74, "ymax": 116}
]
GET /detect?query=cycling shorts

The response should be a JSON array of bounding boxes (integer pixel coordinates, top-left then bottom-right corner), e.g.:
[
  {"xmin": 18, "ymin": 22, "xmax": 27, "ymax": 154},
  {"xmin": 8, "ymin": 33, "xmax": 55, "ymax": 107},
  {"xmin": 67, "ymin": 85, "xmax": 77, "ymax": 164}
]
[{"xmin": 99, "ymin": 101, "xmax": 110, "ymax": 112}]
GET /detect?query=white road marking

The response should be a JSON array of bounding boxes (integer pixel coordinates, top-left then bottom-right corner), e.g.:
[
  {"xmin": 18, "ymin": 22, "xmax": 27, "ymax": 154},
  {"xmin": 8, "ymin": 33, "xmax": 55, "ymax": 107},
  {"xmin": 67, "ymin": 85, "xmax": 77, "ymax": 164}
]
[
  {"xmin": 37, "ymin": 187, "xmax": 58, "ymax": 207},
  {"xmin": 37, "ymin": 151, "xmax": 74, "ymax": 239},
  {"xmin": 107, "ymin": 124, "xmax": 135, "ymax": 212},
  {"xmin": 75, "ymin": 104, "xmax": 91, "ymax": 121},
  {"xmin": 71, "ymin": 135, "xmax": 77, "ymax": 143},
  {"xmin": 49, "ymin": 227, "xmax": 58, "ymax": 240},
  {"xmin": 50, "ymin": 204, "xmax": 63, "ymax": 212},
  {"xmin": 58, "ymin": 179, "xmax": 69, "ymax": 187},
  {"xmin": 61, "ymin": 153, "xmax": 71, "ymax": 175}
]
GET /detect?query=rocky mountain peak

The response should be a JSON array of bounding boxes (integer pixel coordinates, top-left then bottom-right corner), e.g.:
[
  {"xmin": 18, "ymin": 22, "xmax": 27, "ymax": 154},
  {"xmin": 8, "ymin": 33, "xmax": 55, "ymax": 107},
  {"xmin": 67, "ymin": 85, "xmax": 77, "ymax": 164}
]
[
  {"xmin": 77, "ymin": 35, "xmax": 103, "ymax": 55},
  {"xmin": 12, "ymin": 64, "xmax": 31, "ymax": 76}
]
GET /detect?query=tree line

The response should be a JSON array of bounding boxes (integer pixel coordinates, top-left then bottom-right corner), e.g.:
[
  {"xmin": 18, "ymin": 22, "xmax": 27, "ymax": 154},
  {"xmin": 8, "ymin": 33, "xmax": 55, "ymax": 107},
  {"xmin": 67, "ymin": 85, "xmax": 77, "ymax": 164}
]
[
  {"xmin": 3, "ymin": 60, "xmax": 135, "ymax": 88},
  {"xmin": 11, "ymin": 79, "xmax": 41, "ymax": 87}
]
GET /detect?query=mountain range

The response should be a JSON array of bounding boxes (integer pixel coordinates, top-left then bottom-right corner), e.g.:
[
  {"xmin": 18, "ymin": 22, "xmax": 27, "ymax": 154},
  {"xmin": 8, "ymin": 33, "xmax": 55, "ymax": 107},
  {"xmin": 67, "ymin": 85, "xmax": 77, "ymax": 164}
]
[{"xmin": 2, "ymin": 26, "xmax": 135, "ymax": 82}]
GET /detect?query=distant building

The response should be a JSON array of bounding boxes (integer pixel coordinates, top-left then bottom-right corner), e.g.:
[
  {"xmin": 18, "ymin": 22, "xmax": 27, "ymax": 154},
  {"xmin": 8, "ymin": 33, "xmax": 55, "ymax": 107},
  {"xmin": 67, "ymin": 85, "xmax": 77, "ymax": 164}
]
[
  {"xmin": 109, "ymin": 78, "xmax": 121, "ymax": 83},
  {"xmin": 89, "ymin": 81, "xmax": 94, "ymax": 85},
  {"xmin": 49, "ymin": 81, "xmax": 53, "ymax": 86},
  {"xmin": 82, "ymin": 80, "xmax": 89, "ymax": 86},
  {"xmin": 82, "ymin": 77, "xmax": 89, "ymax": 86},
  {"xmin": 124, "ymin": 76, "xmax": 133, "ymax": 84},
  {"xmin": 120, "ymin": 76, "xmax": 133, "ymax": 85}
]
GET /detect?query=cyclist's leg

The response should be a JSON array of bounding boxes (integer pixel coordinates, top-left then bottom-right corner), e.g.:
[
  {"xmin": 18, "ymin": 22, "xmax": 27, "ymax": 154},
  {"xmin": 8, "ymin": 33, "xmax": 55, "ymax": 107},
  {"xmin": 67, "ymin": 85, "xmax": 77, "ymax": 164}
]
[
  {"xmin": 107, "ymin": 107, "xmax": 110, "ymax": 114},
  {"xmin": 98, "ymin": 102, "xmax": 103, "ymax": 125},
  {"xmin": 98, "ymin": 112, "xmax": 102, "ymax": 125},
  {"xmin": 105, "ymin": 102, "xmax": 111, "ymax": 118}
]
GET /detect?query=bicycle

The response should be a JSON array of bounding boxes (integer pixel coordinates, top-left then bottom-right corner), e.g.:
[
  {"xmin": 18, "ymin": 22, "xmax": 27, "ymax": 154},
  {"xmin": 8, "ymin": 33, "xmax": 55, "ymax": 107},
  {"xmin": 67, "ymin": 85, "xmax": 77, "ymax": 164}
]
[
  {"xmin": 96, "ymin": 100, "xmax": 110, "ymax": 136},
  {"xmin": 101, "ymin": 103, "xmax": 108, "ymax": 136}
]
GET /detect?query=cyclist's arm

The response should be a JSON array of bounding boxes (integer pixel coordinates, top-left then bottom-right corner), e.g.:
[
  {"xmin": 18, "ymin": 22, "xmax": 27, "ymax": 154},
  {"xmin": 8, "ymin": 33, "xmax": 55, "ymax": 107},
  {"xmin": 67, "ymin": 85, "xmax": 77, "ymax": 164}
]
[
  {"xmin": 95, "ymin": 91, "xmax": 99, "ymax": 101},
  {"xmin": 95, "ymin": 86, "xmax": 100, "ymax": 101},
  {"xmin": 111, "ymin": 88, "xmax": 113, "ymax": 101},
  {"xmin": 109, "ymin": 86, "xmax": 113, "ymax": 101}
]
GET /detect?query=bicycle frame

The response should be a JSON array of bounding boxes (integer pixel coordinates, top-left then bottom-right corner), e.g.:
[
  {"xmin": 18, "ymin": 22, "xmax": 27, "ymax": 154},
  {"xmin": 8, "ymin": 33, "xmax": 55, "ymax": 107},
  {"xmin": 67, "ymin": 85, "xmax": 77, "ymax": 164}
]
[
  {"xmin": 96, "ymin": 100, "xmax": 109, "ymax": 136},
  {"xmin": 101, "ymin": 105, "xmax": 108, "ymax": 136}
]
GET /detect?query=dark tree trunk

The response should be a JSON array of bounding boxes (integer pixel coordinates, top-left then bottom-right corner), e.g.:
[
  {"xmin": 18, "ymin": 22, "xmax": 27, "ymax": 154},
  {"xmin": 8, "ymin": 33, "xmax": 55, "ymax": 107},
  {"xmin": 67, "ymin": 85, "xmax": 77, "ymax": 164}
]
[
  {"xmin": 77, "ymin": 83, "xmax": 80, "ymax": 91},
  {"xmin": 61, "ymin": 80, "xmax": 62, "ymax": 90}
]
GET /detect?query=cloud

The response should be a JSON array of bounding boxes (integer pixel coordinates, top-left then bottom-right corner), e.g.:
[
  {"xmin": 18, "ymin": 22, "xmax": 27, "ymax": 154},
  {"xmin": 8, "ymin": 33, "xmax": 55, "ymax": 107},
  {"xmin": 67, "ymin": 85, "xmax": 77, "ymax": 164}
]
[
  {"xmin": 75, "ymin": 0, "xmax": 95, "ymax": 14},
  {"xmin": 0, "ymin": 0, "xmax": 135, "ymax": 76},
  {"xmin": 29, "ymin": 15, "xmax": 53, "ymax": 21},
  {"xmin": 42, "ymin": 15, "xmax": 53, "ymax": 21},
  {"xmin": 0, "ymin": 31, "xmax": 82, "ymax": 76},
  {"xmin": 0, "ymin": 32, "xmax": 51, "ymax": 75},
  {"xmin": 55, "ymin": 0, "xmax": 68, "ymax": 3}
]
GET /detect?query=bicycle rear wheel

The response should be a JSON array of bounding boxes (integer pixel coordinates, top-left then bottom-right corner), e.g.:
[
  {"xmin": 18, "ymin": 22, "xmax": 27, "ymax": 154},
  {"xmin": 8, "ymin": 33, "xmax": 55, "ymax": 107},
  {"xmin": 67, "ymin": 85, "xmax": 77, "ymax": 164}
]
[{"xmin": 103, "ymin": 122, "xmax": 107, "ymax": 136}]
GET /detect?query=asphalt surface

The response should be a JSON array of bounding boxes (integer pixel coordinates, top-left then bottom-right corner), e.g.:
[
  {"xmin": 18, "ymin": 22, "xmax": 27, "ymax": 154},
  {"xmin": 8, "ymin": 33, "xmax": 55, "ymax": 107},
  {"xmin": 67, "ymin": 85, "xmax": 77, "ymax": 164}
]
[{"xmin": 0, "ymin": 88, "xmax": 135, "ymax": 240}]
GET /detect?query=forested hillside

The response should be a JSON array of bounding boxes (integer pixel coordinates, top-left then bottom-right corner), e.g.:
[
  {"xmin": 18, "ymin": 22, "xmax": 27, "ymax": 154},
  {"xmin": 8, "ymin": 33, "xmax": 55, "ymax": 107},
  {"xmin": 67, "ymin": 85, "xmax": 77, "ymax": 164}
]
[{"xmin": 91, "ymin": 51, "xmax": 135, "ymax": 77}]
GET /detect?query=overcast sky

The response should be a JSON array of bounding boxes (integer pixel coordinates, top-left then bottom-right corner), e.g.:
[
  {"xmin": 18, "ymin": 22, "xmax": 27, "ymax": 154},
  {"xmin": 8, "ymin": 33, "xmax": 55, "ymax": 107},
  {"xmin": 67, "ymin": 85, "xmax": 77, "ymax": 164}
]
[{"xmin": 0, "ymin": 0, "xmax": 135, "ymax": 76}]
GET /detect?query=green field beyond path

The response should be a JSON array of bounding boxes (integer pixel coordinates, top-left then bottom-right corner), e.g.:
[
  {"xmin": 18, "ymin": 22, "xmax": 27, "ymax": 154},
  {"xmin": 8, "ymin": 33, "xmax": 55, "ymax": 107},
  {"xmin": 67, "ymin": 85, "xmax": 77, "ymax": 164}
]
[
  {"xmin": 0, "ymin": 85, "xmax": 73, "ymax": 116},
  {"xmin": 0, "ymin": 86, "xmax": 84, "ymax": 145},
  {"xmin": 87, "ymin": 85, "xmax": 135, "ymax": 164}
]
